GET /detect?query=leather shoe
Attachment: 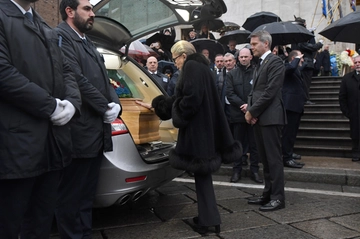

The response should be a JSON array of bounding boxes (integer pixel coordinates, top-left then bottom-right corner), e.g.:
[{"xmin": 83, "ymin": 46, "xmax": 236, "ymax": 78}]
[
  {"xmin": 230, "ymin": 171, "xmax": 241, "ymax": 183},
  {"xmin": 352, "ymin": 157, "xmax": 360, "ymax": 162},
  {"xmin": 251, "ymin": 172, "xmax": 263, "ymax": 183},
  {"xmin": 259, "ymin": 199, "xmax": 285, "ymax": 212},
  {"xmin": 292, "ymin": 153, "xmax": 301, "ymax": 160},
  {"xmin": 284, "ymin": 159, "xmax": 303, "ymax": 168},
  {"xmin": 248, "ymin": 196, "xmax": 270, "ymax": 205}
]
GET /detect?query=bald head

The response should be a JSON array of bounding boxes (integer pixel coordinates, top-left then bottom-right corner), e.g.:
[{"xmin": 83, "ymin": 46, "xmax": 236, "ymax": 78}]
[
  {"xmin": 146, "ymin": 56, "xmax": 158, "ymax": 73},
  {"xmin": 238, "ymin": 48, "xmax": 253, "ymax": 67}
]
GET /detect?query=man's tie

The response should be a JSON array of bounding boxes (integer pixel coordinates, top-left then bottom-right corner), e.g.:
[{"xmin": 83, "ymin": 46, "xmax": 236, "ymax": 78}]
[
  {"xmin": 255, "ymin": 58, "xmax": 262, "ymax": 78},
  {"xmin": 24, "ymin": 12, "xmax": 33, "ymax": 23},
  {"xmin": 82, "ymin": 38, "xmax": 88, "ymax": 47}
]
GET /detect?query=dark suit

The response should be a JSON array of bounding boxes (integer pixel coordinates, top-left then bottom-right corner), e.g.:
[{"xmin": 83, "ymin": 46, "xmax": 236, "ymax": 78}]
[
  {"xmin": 339, "ymin": 70, "xmax": 360, "ymax": 158},
  {"xmin": 151, "ymin": 71, "xmax": 169, "ymax": 93},
  {"xmin": 0, "ymin": 2, "xmax": 81, "ymax": 238},
  {"xmin": 54, "ymin": 22, "xmax": 120, "ymax": 238},
  {"xmin": 282, "ymin": 58, "xmax": 307, "ymax": 163},
  {"xmin": 247, "ymin": 52, "xmax": 286, "ymax": 201}
]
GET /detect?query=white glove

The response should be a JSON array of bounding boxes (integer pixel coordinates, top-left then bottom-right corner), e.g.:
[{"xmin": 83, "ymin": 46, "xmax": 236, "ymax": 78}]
[
  {"xmin": 50, "ymin": 100, "xmax": 76, "ymax": 126},
  {"xmin": 103, "ymin": 102, "xmax": 121, "ymax": 123},
  {"xmin": 50, "ymin": 98, "xmax": 63, "ymax": 118}
]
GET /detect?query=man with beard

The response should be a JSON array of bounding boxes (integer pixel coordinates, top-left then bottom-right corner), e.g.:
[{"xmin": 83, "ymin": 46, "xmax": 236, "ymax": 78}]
[
  {"xmin": 0, "ymin": 0, "xmax": 81, "ymax": 237},
  {"xmin": 55, "ymin": 0, "xmax": 121, "ymax": 237}
]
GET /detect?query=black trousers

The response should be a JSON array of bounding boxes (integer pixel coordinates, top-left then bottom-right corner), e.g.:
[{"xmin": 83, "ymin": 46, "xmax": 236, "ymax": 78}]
[
  {"xmin": 194, "ymin": 173, "xmax": 221, "ymax": 227},
  {"xmin": 253, "ymin": 124, "xmax": 285, "ymax": 201},
  {"xmin": 351, "ymin": 139, "xmax": 360, "ymax": 158},
  {"xmin": 0, "ymin": 170, "xmax": 61, "ymax": 239},
  {"xmin": 282, "ymin": 110, "xmax": 302, "ymax": 163},
  {"xmin": 233, "ymin": 122, "xmax": 260, "ymax": 174},
  {"xmin": 55, "ymin": 155, "xmax": 103, "ymax": 239},
  {"xmin": 302, "ymin": 69, "xmax": 313, "ymax": 101}
]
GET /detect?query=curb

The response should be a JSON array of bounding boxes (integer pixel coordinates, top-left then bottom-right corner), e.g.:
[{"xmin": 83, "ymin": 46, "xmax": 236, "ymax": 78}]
[{"xmin": 217, "ymin": 165, "xmax": 360, "ymax": 187}]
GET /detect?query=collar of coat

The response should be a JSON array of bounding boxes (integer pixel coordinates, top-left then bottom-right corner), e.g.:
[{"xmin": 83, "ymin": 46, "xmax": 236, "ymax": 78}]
[{"xmin": 183, "ymin": 53, "xmax": 210, "ymax": 68}]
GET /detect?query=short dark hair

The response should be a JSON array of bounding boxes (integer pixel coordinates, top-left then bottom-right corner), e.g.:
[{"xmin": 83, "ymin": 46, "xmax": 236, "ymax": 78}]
[
  {"xmin": 288, "ymin": 50, "xmax": 300, "ymax": 62},
  {"xmin": 60, "ymin": 0, "xmax": 79, "ymax": 21}
]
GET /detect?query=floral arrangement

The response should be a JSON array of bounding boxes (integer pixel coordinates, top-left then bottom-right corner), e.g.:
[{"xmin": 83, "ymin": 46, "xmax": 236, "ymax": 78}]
[
  {"xmin": 109, "ymin": 78, "xmax": 132, "ymax": 98},
  {"xmin": 339, "ymin": 48, "xmax": 359, "ymax": 67}
]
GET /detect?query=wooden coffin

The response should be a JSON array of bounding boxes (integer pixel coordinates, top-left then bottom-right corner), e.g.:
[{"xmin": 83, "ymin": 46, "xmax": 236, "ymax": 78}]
[{"xmin": 120, "ymin": 98, "xmax": 161, "ymax": 144}]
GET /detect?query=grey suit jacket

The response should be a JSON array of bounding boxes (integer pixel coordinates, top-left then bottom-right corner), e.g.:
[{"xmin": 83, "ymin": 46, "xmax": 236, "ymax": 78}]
[{"xmin": 247, "ymin": 53, "xmax": 286, "ymax": 126}]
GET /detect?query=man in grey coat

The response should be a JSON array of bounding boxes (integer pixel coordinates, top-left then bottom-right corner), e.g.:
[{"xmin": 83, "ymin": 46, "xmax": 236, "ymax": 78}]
[
  {"xmin": 0, "ymin": 0, "xmax": 81, "ymax": 237},
  {"xmin": 245, "ymin": 30, "xmax": 286, "ymax": 212},
  {"xmin": 55, "ymin": 0, "xmax": 121, "ymax": 237}
]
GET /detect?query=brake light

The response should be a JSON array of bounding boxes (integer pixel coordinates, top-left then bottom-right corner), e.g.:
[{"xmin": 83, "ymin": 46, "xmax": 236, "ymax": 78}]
[
  {"xmin": 125, "ymin": 175, "xmax": 147, "ymax": 183},
  {"xmin": 111, "ymin": 118, "xmax": 129, "ymax": 136}
]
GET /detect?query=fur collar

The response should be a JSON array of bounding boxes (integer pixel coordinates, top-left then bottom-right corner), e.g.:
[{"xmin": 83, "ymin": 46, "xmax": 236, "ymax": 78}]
[{"xmin": 183, "ymin": 53, "xmax": 210, "ymax": 68}]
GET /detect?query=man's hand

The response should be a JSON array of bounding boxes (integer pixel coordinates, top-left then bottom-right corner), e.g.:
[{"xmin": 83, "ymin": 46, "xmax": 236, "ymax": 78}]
[
  {"xmin": 240, "ymin": 104, "xmax": 247, "ymax": 113},
  {"xmin": 50, "ymin": 100, "xmax": 76, "ymax": 126},
  {"xmin": 103, "ymin": 102, "xmax": 121, "ymax": 123},
  {"xmin": 50, "ymin": 98, "xmax": 63, "ymax": 118},
  {"xmin": 245, "ymin": 111, "xmax": 258, "ymax": 125}
]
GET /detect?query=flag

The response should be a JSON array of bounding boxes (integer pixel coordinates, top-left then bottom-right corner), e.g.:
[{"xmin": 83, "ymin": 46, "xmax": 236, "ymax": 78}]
[
  {"xmin": 350, "ymin": 0, "xmax": 356, "ymax": 11},
  {"xmin": 322, "ymin": 0, "xmax": 327, "ymax": 17},
  {"xmin": 328, "ymin": 0, "xmax": 333, "ymax": 23}
]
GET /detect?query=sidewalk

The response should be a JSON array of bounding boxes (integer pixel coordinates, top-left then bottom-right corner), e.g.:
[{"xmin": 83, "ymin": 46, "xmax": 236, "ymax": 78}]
[{"xmin": 217, "ymin": 156, "xmax": 360, "ymax": 186}]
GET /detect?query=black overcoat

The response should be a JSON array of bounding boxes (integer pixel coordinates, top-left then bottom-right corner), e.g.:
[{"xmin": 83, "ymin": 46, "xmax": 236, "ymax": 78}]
[
  {"xmin": 169, "ymin": 53, "xmax": 242, "ymax": 174},
  {"xmin": 55, "ymin": 22, "xmax": 121, "ymax": 158},
  {"xmin": 282, "ymin": 58, "xmax": 307, "ymax": 113},
  {"xmin": 0, "ymin": 1, "xmax": 81, "ymax": 179},
  {"xmin": 226, "ymin": 64, "xmax": 254, "ymax": 123},
  {"xmin": 339, "ymin": 71, "xmax": 360, "ymax": 139}
]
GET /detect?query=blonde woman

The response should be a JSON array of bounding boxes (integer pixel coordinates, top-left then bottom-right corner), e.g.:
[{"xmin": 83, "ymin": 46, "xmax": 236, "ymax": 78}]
[{"xmin": 137, "ymin": 40, "xmax": 241, "ymax": 235}]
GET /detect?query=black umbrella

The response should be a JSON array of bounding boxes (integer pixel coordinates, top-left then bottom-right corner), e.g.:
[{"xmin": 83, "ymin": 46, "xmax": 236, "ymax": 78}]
[
  {"xmin": 319, "ymin": 10, "xmax": 360, "ymax": 43},
  {"xmin": 251, "ymin": 21, "xmax": 314, "ymax": 47},
  {"xmin": 214, "ymin": 21, "xmax": 241, "ymax": 33},
  {"xmin": 192, "ymin": 19, "xmax": 225, "ymax": 31},
  {"xmin": 190, "ymin": 39, "xmax": 225, "ymax": 61},
  {"xmin": 243, "ymin": 11, "xmax": 282, "ymax": 32},
  {"xmin": 218, "ymin": 29, "xmax": 251, "ymax": 44}
]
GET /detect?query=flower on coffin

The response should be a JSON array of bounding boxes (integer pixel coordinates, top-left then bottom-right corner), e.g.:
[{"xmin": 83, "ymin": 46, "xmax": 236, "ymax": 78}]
[{"xmin": 109, "ymin": 78, "xmax": 132, "ymax": 98}]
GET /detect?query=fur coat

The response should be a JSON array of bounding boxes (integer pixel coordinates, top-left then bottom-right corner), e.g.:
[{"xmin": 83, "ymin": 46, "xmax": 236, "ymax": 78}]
[{"xmin": 152, "ymin": 53, "xmax": 242, "ymax": 174}]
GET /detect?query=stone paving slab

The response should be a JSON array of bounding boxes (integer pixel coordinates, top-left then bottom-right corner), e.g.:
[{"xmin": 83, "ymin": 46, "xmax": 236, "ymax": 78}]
[
  {"xmin": 292, "ymin": 219, "xmax": 360, "ymax": 239},
  {"xmin": 219, "ymin": 224, "xmax": 317, "ymax": 239},
  {"xmin": 330, "ymin": 213, "xmax": 360, "ymax": 232},
  {"xmin": 102, "ymin": 220, "xmax": 200, "ymax": 239}
]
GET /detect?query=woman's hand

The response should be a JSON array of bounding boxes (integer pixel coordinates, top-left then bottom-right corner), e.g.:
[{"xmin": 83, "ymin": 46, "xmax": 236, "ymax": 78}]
[{"xmin": 135, "ymin": 100, "xmax": 152, "ymax": 110}]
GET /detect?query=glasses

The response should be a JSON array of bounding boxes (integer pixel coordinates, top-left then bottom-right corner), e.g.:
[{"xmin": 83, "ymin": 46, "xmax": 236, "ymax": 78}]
[{"xmin": 172, "ymin": 53, "xmax": 183, "ymax": 62}]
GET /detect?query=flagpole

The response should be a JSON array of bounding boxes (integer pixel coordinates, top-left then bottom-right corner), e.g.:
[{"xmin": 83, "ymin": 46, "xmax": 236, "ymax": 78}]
[{"xmin": 311, "ymin": 0, "xmax": 321, "ymax": 28}]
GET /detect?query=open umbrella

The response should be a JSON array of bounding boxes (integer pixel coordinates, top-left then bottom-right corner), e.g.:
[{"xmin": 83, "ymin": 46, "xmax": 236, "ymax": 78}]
[
  {"xmin": 120, "ymin": 40, "xmax": 150, "ymax": 58},
  {"xmin": 218, "ymin": 29, "xmax": 251, "ymax": 44},
  {"xmin": 251, "ymin": 21, "xmax": 314, "ymax": 48},
  {"xmin": 243, "ymin": 11, "xmax": 282, "ymax": 32},
  {"xmin": 190, "ymin": 38, "xmax": 225, "ymax": 61},
  {"xmin": 319, "ymin": 10, "xmax": 360, "ymax": 43},
  {"xmin": 214, "ymin": 21, "xmax": 241, "ymax": 33},
  {"xmin": 192, "ymin": 19, "xmax": 225, "ymax": 31}
]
